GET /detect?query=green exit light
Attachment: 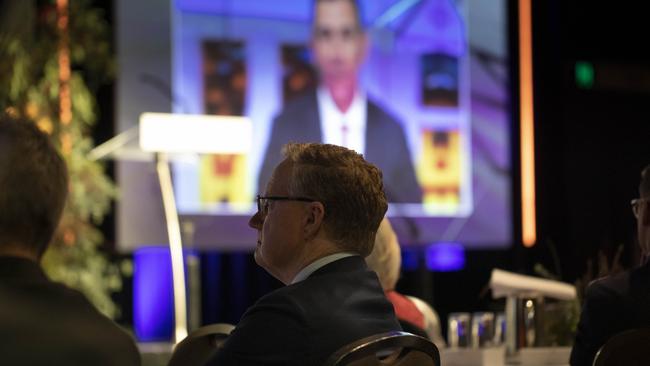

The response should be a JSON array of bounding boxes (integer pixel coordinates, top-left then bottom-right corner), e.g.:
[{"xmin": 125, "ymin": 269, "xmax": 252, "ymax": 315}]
[{"xmin": 575, "ymin": 61, "xmax": 594, "ymax": 88}]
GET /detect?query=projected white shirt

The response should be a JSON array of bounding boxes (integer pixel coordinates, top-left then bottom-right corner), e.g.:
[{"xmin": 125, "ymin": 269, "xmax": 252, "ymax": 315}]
[{"xmin": 317, "ymin": 87, "xmax": 367, "ymax": 155}]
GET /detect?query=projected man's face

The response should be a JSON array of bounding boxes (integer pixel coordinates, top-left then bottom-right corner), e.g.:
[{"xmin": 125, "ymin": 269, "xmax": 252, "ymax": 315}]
[{"xmin": 311, "ymin": 0, "xmax": 367, "ymax": 84}]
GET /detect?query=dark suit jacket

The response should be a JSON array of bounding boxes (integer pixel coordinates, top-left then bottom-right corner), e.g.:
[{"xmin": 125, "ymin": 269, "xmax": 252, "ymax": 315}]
[
  {"xmin": 0, "ymin": 256, "xmax": 141, "ymax": 366},
  {"xmin": 258, "ymin": 90, "xmax": 422, "ymax": 203},
  {"xmin": 570, "ymin": 261, "xmax": 650, "ymax": 366},
  {"xmin": 207, "ymin": 256, "xmax": 402, "ymax": 366}
]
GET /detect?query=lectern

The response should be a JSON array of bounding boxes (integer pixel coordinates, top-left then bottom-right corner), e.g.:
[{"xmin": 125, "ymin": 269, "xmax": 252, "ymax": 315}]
[{"xmin": 92, "ymin": 112, "xmax": 252, "ymax": 343}]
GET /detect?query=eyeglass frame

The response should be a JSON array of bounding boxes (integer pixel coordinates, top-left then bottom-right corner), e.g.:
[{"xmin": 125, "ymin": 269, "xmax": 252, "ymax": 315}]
[
  {"xmin": 255, "ymin": 195, "xmax": 319, "ymax": 216},
  {"xmin": 631, "ymin": 197, "xmax": 649, "ymax": 218}
]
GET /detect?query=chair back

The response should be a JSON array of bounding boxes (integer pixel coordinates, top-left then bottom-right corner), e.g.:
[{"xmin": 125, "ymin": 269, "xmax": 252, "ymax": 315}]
[
  {"xmin": 397, "ymin": 320, "xmax": 429, "ymax": 340},
  {"xmin": 167, "ymin": 323, "xmax": 235, "ymax": 366},
  {"xmin": 592, "ymin": 328, "xmax": 650, "ymax": 366},
  {"xmin": 323, "ymin": 331, "xmax": 440, "ymax": 366}
]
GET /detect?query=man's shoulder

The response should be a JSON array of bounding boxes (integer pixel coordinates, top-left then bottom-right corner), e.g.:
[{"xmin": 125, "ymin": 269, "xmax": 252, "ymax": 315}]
[
  {"xmin": 36, "ymin": 281, "xmax": 136, "ymax": 335},
  {"xmin": 0, "ymin": 280, "xmax": 140, "ymax": 365},
  {"xmin": 52, "ymin": 284, "xmax": 141, "ymax": 362},
  {"xmin": 249, "ymin": 273, "xmax": 347, "ymax": 312},
  {"xmin": 587, "ymin": 265, "xmax": 650, "ymax": 312},
  {"xmin": 366, "ymin": 96, "xmax": 402, "ymax": 125},
  {"xmin": 585, "ymin": 270, "xmax": 632, "ymax": 302},
  {"xmin": 253, "ymin": 257, "xmax": 379, "ymax": 307},
  {"xmin": 215, "ymin": 257, "xmax": 399, "ymax": 366},
  {"xmin": 2, "ymin": 276, "xmax": 92, "ymax": 310}
]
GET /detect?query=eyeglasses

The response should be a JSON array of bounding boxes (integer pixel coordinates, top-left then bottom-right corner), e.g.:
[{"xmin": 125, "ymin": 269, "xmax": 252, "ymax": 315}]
[
  {"xmin": 631, "ymin": 198, "xmax": 648, "ymax": 218},
  {"xmin": 255, "ymin": 195, "xmax": 317, "ymax": 216}
]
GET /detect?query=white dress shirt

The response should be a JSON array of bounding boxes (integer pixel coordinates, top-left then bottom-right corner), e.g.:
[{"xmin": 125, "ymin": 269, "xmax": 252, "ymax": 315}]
[{"xmin": 317, "ymin": 87, "xmax": 367, "ymax": 155}]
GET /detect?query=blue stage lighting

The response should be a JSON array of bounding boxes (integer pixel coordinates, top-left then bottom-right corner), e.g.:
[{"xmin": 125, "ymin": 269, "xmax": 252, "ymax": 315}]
[
  {"xmin": 425, "ymin": 242, "xmax": 465, "ymax": 271},
  {"xmin": 401, "ymin": 247, "xmax": 420, "ymax": 271},
  {"xmin": 133, "ymin": 246, "xmax": 175, "ymax": 342}
]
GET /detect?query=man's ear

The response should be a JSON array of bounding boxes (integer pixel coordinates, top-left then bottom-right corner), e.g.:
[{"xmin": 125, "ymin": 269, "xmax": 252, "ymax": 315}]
[
  {"xmin": 643, "ymin": 200, "xmax": 650, "ymax": 226},
  {"xmin": 303, "ymin": 202, "xmax": 325, "ymax": 240}
]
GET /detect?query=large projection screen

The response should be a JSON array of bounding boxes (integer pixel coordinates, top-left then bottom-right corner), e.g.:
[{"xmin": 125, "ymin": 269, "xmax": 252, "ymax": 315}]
[{"xmin": 117, "ymin": 0, "xmax": 511, "ymax": 251}]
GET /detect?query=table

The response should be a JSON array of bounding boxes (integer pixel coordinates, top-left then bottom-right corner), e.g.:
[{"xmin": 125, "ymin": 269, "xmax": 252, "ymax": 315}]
[{"xmin": 440, "ymin": 346, "xmax": 571, "ymax": 366}]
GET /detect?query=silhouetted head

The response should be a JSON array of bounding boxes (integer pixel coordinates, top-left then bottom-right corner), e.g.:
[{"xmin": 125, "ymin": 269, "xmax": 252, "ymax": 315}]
[
  {"xmin": 0, "ymin": 114, "xmax": 68, "ymax": 260},
  {"xmin": 250, "ymin": 142, "xmax": 387, "ymax": 283}
]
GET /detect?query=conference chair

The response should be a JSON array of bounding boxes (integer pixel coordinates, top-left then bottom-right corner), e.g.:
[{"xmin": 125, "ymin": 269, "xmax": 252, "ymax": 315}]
[
  {"xmin": 592, "ymin": 328, "xmax": 650, "ymax": 366},
  {"xmin": 323, "ymin": 331, "xmax": 440, "ymax": 366},
  {"xmin": 397, "ymin": 320, "xmax": 429, "ymax": 340},
  {"xmin": 167, "ymin": 323, "xmax": 235, "ymax": 366}
]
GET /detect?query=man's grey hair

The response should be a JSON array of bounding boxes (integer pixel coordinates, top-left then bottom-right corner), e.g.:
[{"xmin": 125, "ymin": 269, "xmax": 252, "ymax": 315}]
[{"xmin": 282, "ymin": 142, "xmax": 387, "ymax": 256}]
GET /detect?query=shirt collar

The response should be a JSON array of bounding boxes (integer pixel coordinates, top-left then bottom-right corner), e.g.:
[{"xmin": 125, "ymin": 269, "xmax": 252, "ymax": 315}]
[
  {"xmin": 317, "ymin": 86, "xmax": 365, "ymax": 118},
  {"xmin": 291, "ymin": 252, "xmax": 357, "ymax": 284},
  {"xmin": 316, "ymin": 87, "xmax": 367, "ymax": 154}
]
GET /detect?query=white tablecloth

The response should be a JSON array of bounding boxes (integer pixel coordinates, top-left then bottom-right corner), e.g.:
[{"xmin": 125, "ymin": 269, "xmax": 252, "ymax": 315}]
[{"xmin": 440, "ymin": 346, "xmax": 571, "ymax": 366}]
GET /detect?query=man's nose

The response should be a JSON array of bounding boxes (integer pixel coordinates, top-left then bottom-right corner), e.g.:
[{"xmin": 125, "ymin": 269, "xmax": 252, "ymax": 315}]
[{"xmin": 249, "ymin": 211, "xmax": 263, "ymax": 229}]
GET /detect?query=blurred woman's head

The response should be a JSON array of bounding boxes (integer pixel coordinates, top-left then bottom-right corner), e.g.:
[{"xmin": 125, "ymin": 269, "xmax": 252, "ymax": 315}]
[{"xmin": 365, "ymin": 217, "xmax": 401, "ymax": 290}]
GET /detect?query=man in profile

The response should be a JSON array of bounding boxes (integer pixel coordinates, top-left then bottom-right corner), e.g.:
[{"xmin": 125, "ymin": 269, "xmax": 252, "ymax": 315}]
[
  {"xmin": 0, "ymin": 115, "xmax": 140, "ymax": 366},
  {"xmin": 258, "ymin": 0, "xmax": 422, "ymax": 203},
  {"xmin": 570, "ymin": 165, "xmax": 650, "ymax": 365},
  {"xmin": 209, "ymin": 143, "xmax": 401, "ymax": 365}
]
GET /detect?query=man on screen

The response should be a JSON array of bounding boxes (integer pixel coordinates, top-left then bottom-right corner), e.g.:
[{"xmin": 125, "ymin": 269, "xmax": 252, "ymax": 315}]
[
  {"xmin": 208, "ymin": 143, "xmax": 401, "ymax": 365},
  {"xmin": 258, "ymin": 0, "xmax": 422, "ymax": 203}
]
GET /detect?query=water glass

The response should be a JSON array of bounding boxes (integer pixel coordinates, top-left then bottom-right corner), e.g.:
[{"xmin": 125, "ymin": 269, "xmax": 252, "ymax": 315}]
[
  {"xmin": 471, "ymin": 312, "xmax": 496, "ymax": 348},
  {"xmin": 447, "ymin": 312, "xmax": 471, "ymax": 348},
  {"xmin": 493, "ymin": 311, "xmax": 506, "ymax": 346}
]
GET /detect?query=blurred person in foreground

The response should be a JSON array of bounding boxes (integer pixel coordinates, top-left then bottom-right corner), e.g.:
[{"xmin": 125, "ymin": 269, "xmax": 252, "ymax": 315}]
[
  {"xmin": 366, "ymin": 217, "xmax": 446, "ymax": 347},
  {"xmin": 208, "ymin": 143, "xmax": 401, "ymax": 365},
  {"xmin": 258, "ymin": 0, "xmax": 421, "ymax": 203},
  {"xmin": 0, "ymin": 114, "xmax": 140, "ymax": 366},
  {"xmin": 570, "ymin": 164, "xmax": 650, "ymax": 366}
]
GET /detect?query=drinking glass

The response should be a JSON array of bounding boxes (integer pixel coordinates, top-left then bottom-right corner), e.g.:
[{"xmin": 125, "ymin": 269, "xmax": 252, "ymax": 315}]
[
  {"xmin": 447, "ymin": 312, "xmax": 471, "ymax": 348},
  {"xmin": 471, "ymin": 312, "xmax": 496, "ymax": 348}
]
